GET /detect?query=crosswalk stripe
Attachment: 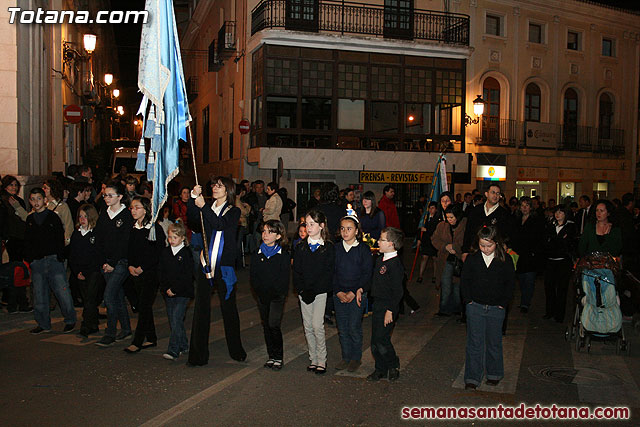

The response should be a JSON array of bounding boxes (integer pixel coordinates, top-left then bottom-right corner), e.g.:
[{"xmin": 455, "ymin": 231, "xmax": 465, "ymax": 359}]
[
  {"xmin": 335, "ymin": 309, "xmax": 449, "ymax": 378},
  {"xmin": 141, "ymin": 324, "xmax": 338, "ymax": 427},
  {"xmin": 572, "ymin": 332, "xmax": 640, "ymax": 407},
  {"xmin": 451, "ymin": 313, "xmax": 528, "ymax": 394}
]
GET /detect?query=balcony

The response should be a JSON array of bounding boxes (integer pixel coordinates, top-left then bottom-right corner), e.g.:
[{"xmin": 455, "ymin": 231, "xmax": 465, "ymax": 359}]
[
  {"xmin": 208, "ymin": 39, "xmax": 222, "ymax": 71},
  {"xmin": 251, "ymin": 0, "xmax": 469, "ymax": 46},
  {"xmin": 475, "ymin": 119, "xmax": 625, "ymax": 156},
  {"xmin": 217, "ymin": 21, "xmax": 236, "ymax": 59}
]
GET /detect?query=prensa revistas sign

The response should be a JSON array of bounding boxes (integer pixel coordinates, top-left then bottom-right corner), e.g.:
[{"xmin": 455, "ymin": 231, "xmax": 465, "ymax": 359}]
[{"xmin": 359, "ymin": 171, "xmax": 451, "ymax": 184}]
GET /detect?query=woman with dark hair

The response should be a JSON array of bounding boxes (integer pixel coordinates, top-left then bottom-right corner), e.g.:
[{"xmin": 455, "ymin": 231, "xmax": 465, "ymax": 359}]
[
  {"xmin": 359, "ymin": 191, "xmax": 385, "ymax": 240},
  {"xmin": 188, "ymin": 176, "xmax": 246, "ymax": 365},
  {"xmin": 173, "ymin": 186, "xmax": 192, "ymax": 239},
  {"xmin": 578, "ymin": 199, "xmax": 622, "ymax": 257},
  {"xmin": 43, "ymin": 178, "xmax": 74, "ymax": 246},
  {"xmin": 416, "ymin": 201, "xmax": 439, "ymax": 284},
  {"xmin": 315, "ymin": 183, "xmax": 346, "ymax": 239},
  {"xmin": 124, "ymin": 196, "xmax": 166, "ymax": 353},
  {"xmin": 0, "ymin": 175, "xmax": 28, "ymax": 261},
  {"xmin": 543, "ymin": 205, "xmax": 578, "ymax": 323},
  {"xmin": 513, "ymin": 197, "xmax": 544, "ymax": 313},
  {"xmin": 94, "ymin": 181, "xmax": 135, "ymax": 347},
  {"xmin": 431, "ymin": 205, "xmax": 467, "ymax": 316},
  {"xmin": 436, "ymin": 191, "xmax": 454, "ymax": 222}
]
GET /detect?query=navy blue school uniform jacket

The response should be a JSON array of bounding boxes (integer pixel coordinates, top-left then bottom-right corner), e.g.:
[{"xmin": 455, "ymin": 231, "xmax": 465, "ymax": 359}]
[
  {"xmin": 187, "ymin": 197, "xmax": 239, "ymax": 269},
  {"xmin": 158, "ymin": 245, "xmax": 195, "ymax": 298},
  {"xmin": 250, "ymin": 248, "xmax": 291, "ymax": 301},
  {"xmin": 128, "ymin": 223, "xmax": 166, "ymax": 272},
  {"xmin": 460, "ymin": 251, "xmax": 515, "ymax": 308},
  {"xmin": 69, "ymin": 228, "xmax": 102, "ymax": 275},
  {"xmin": 370, "ymin": 255, "xmax": 404, "ymax": 314},
  {"xmin": 293, "ymin": 239, "xmax": 335, "ymax": 303},
  {"xmin": 333, "ymin": 242, "xmax": 373, "ymax": 295},
  {"xmin": 95, "ymin": 206, "xmax": 134, "ymax": 266},
  {"xmin": 24, "ymin": 210, "xmax": 65, "ymax": 263}
]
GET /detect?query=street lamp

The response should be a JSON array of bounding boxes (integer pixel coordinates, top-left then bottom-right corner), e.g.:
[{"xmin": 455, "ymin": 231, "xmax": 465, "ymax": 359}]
[
  {"xmin": 464, "ymin": 95, "xmax": 485, "ymax": 126},
  {"xmin": 113, "ymin": 89, "xmax": 120, "ymax": 98},
  {"xmin": 83, "ymin": 34, "xmax": 97, "ymax": 53},
  {"xmin": 104, "ymin": 73, "xmax": 113, "ymax": 86}
]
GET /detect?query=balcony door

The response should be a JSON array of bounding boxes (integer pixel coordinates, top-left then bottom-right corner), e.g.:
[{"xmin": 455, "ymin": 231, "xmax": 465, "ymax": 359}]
[
  {"xmin": 384, "ymin": 0, "xmax": 413, "ymax": 39},
  {"xmin": 286, "ymin": 0, "xmax": 319, "ymax": 32},
  {"xmin": 481, "ymin": 77, "xmax": 500, "ymax": 144},
  {"xmin": 563, "ymin": 88, "xmax": 578, "ymax": 149}
]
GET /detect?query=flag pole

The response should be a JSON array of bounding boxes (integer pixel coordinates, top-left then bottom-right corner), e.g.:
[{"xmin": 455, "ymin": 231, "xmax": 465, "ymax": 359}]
[{"xmin": 186, "ymin": 123, "xmax": 211, "ymax": 270}]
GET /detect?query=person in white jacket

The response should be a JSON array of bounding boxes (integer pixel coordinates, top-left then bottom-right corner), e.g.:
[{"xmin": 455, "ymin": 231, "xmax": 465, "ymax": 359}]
[{"xmin": 262, "ymin": 182, "xmax": 283, "ymax": 222}]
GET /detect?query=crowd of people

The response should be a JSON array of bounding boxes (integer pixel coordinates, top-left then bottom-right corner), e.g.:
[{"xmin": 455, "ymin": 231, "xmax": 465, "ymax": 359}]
[{"xmin": 1, "ymin": 168, "xmax": 639, "ymax": 385}]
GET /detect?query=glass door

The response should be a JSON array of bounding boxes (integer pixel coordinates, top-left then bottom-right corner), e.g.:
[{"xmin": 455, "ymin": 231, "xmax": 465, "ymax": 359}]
[{"xmin": 384, "ymin": 0, "xmax": 413, "ymax": 39}]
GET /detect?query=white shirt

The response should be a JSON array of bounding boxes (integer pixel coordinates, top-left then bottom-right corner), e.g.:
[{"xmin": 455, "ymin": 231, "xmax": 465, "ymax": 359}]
[
  {"xmin": 171, "ymin": 242, "xmax": 185, "ymax": 256},
  {"xmin": 134, "ymin": 221, "xmax": 153, "ymax": 230},
  {"xmin": 383, "ymin": 251, "xmax": 398, "ymax": 261},
  {"xmin": 211, "ymin": 201, "xmax": 226, "ymax": 216},
  {"xmin": 481, "ymin": 252, "xmax": 495, "ymax": 267},
  {"xmin": 308, "ymin": 237, "xmax": 324, "ymax": 246},
  {"xmin": 79, "ymin": 226, "xmax": 91, "ymax": 236},
  {"xmin": 484, "ymin": 202, "xmax": 499, "ymax": 217},
  {"xmin": 107, "ymin": 204, "xmax": 126, "ymax": 220},
  {"xmin": 342, "ymin": 240, "xmax": 359, "ymax": 253}
]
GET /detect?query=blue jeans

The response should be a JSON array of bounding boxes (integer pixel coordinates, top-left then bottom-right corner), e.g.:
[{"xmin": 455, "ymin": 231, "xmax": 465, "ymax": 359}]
[
  {"xmin": 165, "ymin": 296, "xmax": 190, "ymax": 355},
  {"xmin": 31, "ymin": 255, "xmax": 77, "ymax": 329},
  {"xmin": 103, "ymin": 259, "xmax": 131, "ymax": 337},
  {"xmin": 334, "ymin": 293, "xmax": 366, "ymax": 361},
  {"xmin": 518, "ymin": 271, "xmax": 537, "ymax": 309},
  {"xmin": 440, "ymin": 261, "xmax": 461, "ymax": 314},
  {"xmin": 464, "ymin": 302, "xmax": 505, "ymax": 386}
]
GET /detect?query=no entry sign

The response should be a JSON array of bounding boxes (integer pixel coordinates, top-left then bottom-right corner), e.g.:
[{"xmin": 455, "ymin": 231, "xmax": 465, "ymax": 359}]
[
  {"xmin": 238, "ymin": 118, "xmax": 250, "ymax": 134},
  {"xmin": 64, "ymin": 105, "xmax": 83, "ymax": 124}
]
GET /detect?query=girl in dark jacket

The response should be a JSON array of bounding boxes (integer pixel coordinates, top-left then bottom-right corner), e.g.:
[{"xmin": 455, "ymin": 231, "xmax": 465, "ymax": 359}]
[
  {"xmin": 543, "ymin": 205, "xmax": 577, "ymax": 323},
  {"xmin": 513, "ymin": 197, "xmax": 544, "ymax": 313},
  {"xmin": 293, "ymin": 209, "xmax": 335, "ymax": 374},
  {"xmin": 124, "ymin": 196, "xmax": 166, "ymax": 354},
  {"xmin": 188, "ymin": 176, "xmax": 246, "ymax": 365},
  {"xmin": 250, "ymin": 220, "xmax": 290, "ymax": 370}
]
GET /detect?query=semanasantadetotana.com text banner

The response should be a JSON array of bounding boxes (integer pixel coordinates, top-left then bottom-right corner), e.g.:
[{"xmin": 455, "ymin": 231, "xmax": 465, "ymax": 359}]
[{"xmin": 359, "ymin": 171, "xmax": 452, "ymax": 184}]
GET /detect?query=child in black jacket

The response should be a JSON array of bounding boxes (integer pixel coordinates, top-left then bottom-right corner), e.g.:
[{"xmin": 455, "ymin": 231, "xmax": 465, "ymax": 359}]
[
  {"xmin": 367, "ymin": 227, "xmax": 404, "ymax": 382},
  {"xmin": 293, "ymin": 209, "xmax": 335, "ymax": 374},
  {"xmin": 460, "ymin": 225, "xmax": 515, "ymax": 390},
  {"xmin": 124, "ymin": 196, "xmax": 166, "ymax": 354},
  {"xmin": 25, "ymin": 188, "xmax": 77, "ymax": 334},
  {"xmin": 159, "ymin": 221, "xmax": 194, "ymax": 360},
  {"xmin": 69, "ymin": 204, "xmax": 103, "ymax": 337},
  {"xmin": 250, "ymin": 220, "xmax": 290, "ymax": 370}
]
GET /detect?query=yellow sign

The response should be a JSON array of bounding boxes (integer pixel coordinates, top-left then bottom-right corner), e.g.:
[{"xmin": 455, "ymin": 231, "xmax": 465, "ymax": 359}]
[{"xmin": 359, "ymin": 171, "xmax": 452, "ymax": 184}]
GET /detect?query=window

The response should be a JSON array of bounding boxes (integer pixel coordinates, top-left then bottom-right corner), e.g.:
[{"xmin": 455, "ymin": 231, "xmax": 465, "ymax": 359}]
[
  {"xmin": 252, "ymin": 96, "xmax": 263, "ymax": 129},
  {"xmin": 602, "ymin": 38, "xmax": 614, "ymax": 57},
  {"xmin": 482, "ymin": 77, "xmax": 500, "ymax": 143},
  {"xmin": 202, "ymin": 106, "xmax": 209, "ymax": 163},
  {"xmin": 266, "ymin": 96, "xmax": 297, "ymax": 129},
  {"xmin": 563, "ymin": 88, "xmax": 578, "ymax": 149},
  {"xmin": 435, "ymin": 104, "xmax": 461, "ymax": 135},
  {"xmin": 338, "ymin": 99, "xmax": 365, "ymax": 130},
  {"xmin": 529, "ymin": 23, "xmax": 542, "ymax": 44},
  {"xmin": 567, "ymin": 31, "xmax": 580, "ymax": 50},
  {"xmin": 371, "ymin": 102, "xmax": 400, "ymax": 133},
  {"xmin": 486, "ymin": 14, "xmax": 502, "ymax": 36},
  {"xmin": 524, "ymin": 83, "xmax": 541, "ymax": 122},
  {"xmin": 229, "ymin": 133, "xmax": 234, "ymax": 159},
  {"xmin": 218, "ymin": 137, "xmax": 223, "ymax": 161},
  {"xmin": 404, "ymin": 103, "xmax": 431, "ymax": 134},
  {"xmin": 599, "ymin": 93, "xmax": 613, "ymax": 139},
  {"xmin": 301, "ymin": 98, "xmax": 331, "ymax": 130}
]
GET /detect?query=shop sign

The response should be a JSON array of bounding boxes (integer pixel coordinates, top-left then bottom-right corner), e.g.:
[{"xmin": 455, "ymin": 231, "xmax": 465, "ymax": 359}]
[
  {"xmin": 516, "ymin": 167, "xmax": 548, "ymax": 181},
  {"xmin": 358, "ymin": 171, "xmax": 451, "ymax": 184},
  {"xmin": 525, "ymin": 122, "xmax": 558, "ymax": 149},
  {"xmin": 476, "ymin": 165, "xmax": 506, "ymax": 181},
  {"xmin": 557, "ymin": 169, "xmax": 582, "ymax": 181}
]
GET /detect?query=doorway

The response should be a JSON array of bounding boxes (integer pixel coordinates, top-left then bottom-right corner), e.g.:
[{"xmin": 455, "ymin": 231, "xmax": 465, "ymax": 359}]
[{"xmin": 515, "ymin": 181, "xmax": 541, "ymax": 198}]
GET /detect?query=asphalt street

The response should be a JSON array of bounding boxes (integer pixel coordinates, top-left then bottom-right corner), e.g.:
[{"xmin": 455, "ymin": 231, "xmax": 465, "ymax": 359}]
[{"xmin": 1, "ymin": 248, "xmax": 639, "ymax": 426}]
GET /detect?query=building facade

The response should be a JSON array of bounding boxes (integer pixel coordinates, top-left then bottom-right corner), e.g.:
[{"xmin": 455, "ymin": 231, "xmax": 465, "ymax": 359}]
[{"xmin": 180, "ymin": 0, "xmax": 639, "ymax": 226}]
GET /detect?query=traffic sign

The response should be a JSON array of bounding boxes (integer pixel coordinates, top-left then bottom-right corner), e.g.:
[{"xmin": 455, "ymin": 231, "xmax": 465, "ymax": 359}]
[
  {"xmin": 238, "ymin": 118, "xmax": 250, "ymax": 134},
  {"xmin": 64, "ymin": 105, "xmax": 83, "ymax": 124}
]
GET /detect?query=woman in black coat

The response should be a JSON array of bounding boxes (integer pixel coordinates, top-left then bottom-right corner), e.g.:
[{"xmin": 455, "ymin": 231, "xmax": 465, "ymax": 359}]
[
  {"xmin": 512, "ymin": 197, "xmax": 544, "ymax": 313},
  {"xmin": 188, "ymin": 176, "xmax": 246, "ymax": 365}
]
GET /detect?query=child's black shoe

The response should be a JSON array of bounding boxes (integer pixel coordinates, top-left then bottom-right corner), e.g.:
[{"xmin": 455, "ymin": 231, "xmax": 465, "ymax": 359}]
[
  {"xmin": 388, "ymin": 368, "xmax": 400, "ymax": 381},
  {"xmin": 366, "ymin": 370, "xmax": 387, "ymax": 382}
]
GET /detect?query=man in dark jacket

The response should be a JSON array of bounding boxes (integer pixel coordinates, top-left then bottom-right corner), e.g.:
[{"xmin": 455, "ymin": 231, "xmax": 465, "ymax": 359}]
[{"xmin": 462, "ymin": 184, "xmax": 514, "ymax": 256}]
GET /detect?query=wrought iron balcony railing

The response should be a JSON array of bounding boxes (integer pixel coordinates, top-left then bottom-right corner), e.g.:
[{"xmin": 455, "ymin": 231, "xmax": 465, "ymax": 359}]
[
  {"xmin": 208, "ymin": 39, "xmax": 223, "ymax": 71},
  {"xmin": 251, "ymin": 0, "xmax": 469, "ymax": 46},
  {"xmin": 476, "ymin": 119, "xmax": 625, "ymax": 156}
]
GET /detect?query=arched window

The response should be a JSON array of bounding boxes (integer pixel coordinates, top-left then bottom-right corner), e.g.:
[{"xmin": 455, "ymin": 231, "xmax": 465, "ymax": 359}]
[
  {"xmin": 599, "ymin": 93, "xmax": 613, "ymax": 139},
  {"xmin": 563, "ymin": 88, "xmax": 578, "ymax": 149},
  {"xmin": 524, "ymin": 83, "xmax": 541, "ymax": 122},
  {"xmin": 482, "ymin": 77, "xmax": 500, "ymax": 144}
]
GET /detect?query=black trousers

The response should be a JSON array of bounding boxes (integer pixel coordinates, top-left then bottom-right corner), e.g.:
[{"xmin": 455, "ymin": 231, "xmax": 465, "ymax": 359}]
[
  {"xmin": 78, "ymin": 271, "xmax": 105, "ymax": 331},
  {"xmin": 189, "ymin": 269, "xmax": 246, "ymax": 365},
  {"xmin": 371, "ymin": 307, "xmax": 399, "ymax": 373},
  {"xmin": 5, "ymin": 286, "xmax": 29, "ymax": 310},
  {"xmin": 131, "ymin": 271, "xmax": 159, "ymax": 346},
  {"xmin": 544, "ymin": 259, "xmax": 573, "ymax": 322},
  {"xmin": 257, "ymin": 295, "xmax": 285, "ymax": 360}
]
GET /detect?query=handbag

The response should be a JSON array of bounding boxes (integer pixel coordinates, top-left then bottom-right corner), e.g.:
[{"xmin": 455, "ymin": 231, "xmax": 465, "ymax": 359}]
[{"xmin": 447, "ymin": 253, "xmax": 463, "ymax": 277}]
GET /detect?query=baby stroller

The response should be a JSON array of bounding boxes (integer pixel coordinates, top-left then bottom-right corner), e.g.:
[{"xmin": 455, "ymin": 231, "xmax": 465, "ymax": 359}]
[{"xmin": 565, "ymin": 252, "xmax": 630, "ymax": 355}]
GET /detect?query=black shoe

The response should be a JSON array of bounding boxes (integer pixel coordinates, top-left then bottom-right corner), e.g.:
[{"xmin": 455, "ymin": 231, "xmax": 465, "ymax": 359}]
[
  {"xmin": 95, "ymin": 335, "xmax": 116, "ymax": 347},
  {"xmin": 124, "ymin": 345, "xmax": 141, "ymax": 354},
  {"xmin": 486, "ymin": 379, "xmax": 500, "ymax": 386},
  {"xmin": 115, "ymin": 331, "xmax": 132, "ymax": 342},
  {"xmin": 141, "ymin": 341, "xmax": 157, "ymax": 349},
  {"xmin": 388, "ymin": 368, "xmax": 400, "ymax": 381},
  {"xmin": 18, "ymin": 306, "xmax": 33, "ymax": 313},
  {"xmin": 231, "ymin": 353, "xmax": 247, "ymax": 362},
  {"xmin": 366, "ymin": 371, "xmax": 387, "ymax": 382},
  {"xmin": 465, "ymin": 383, "xmax": 477, "ymax": 390},
  {"xmin": 264, "ymin": 359, "xmax": 275, "ymax": 368},
  {"xmin": 307, "ymin": 364, "xmax": 317, "ymax": 372},
  {"xmin": 63, "ymin": 323, "xmax": 76, "ymax": 333},
  {"xmin": 7, "ymin": 307, "xmax": 18, "ymax": 314},
  {"xmin": 272, "ymin": 360, "xmax": 283, "ymax": 371},
  {"xmin": 315, "ymin": 366, "xmax": 327, "ymax": 375},
  {"xmin": 30, "ymin": 326, "xmax": 51, "ymax": 335}
]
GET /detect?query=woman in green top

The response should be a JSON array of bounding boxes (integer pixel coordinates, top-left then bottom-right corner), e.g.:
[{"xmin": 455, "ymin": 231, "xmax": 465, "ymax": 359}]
[{"xmin": 578, "ymin": 200, "xmax": 622, "ymax": 257}]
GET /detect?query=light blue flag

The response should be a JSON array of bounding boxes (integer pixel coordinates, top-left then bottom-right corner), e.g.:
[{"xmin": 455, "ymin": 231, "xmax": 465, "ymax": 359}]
[
  {"xmin": 418, "ymin": 154, "xmax": 445, "ymax": 228},
  {"xmin": 138, "ymin": 0, "xmax": 191, "ymax": 239}
]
